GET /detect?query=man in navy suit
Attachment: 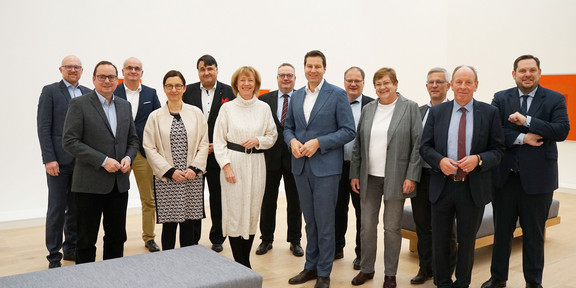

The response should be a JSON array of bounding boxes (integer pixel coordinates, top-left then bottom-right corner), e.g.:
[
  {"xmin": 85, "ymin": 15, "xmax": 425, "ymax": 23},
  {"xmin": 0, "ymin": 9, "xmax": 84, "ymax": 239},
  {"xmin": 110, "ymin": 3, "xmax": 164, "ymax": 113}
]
[
  {"xmin": 37, "ymin": 55, "xmax": 92, "ymax": 269},
  {"xmin": 256, "ymin": 63, "xmax": 303, "ymax": 257},
  {"xmin": 114, "ymin": 57, "xmax": 161, "ymax": 252},
  {"xmin": 481, "ymin": 55, "xmax": 570, "ymax": 288},
  {"xmin": 285, "ymin": 50, "xmax": 356, "ymax": 288},
  {"xmin": 182, "ymin": 54, "xmax": 235, "ymax": 252},
  {"xmin": 420, "ymin": 66, "xmax": 504, "ymax": 288},
  {"xmin": 334, "ymin": 66, "xmax": 373, "ymax": 269}
]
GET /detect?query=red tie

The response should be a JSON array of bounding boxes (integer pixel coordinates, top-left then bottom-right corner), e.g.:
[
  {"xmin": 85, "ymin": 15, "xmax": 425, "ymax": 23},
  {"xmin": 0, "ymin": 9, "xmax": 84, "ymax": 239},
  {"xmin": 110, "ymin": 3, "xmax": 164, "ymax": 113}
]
[
  {"xmin": 457, "ymin": 107, "xmax": 467, "ymax": 179},
  {"xmin": 280, "ymin": 94, "xmax": 289, "ymax": 125}
]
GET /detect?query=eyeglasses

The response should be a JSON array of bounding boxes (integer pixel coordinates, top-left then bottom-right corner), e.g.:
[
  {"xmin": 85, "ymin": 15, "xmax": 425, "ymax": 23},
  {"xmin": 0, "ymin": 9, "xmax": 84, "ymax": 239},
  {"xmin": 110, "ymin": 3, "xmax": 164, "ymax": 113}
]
[
  {"xmin": 345, "ymin": 79, "xmax": 363, "ymax": 84},
  {"xmin": 95, "ymin": 75, "xmax": 118, "ymax": 82},
  {"xmin": 124, "ymin": 66, "xmax": 142, "ymax": 72},
  {"xmin": 164, "ymin": 84, "xmax": 184, "ymax": 90},
  {"xmin": 62, "ymin": 65, "xmax": 82, "ymax": 71},
  {"xmin": 278, "ymin": 73, "xmax": 294, "ymax": 79},
  {"xmin": 426, "ymin": 80, "xmax": 447, "ymax": 85}
]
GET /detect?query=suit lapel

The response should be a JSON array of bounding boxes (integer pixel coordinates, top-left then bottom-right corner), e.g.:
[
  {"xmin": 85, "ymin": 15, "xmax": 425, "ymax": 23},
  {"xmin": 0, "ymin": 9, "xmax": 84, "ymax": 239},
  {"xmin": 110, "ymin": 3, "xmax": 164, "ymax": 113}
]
[
  {"xmin": 363, "ymin": 102, "xmax": 377, "ymax": 147},
  {"xmin": 387, "ymin": 94, "xmax": 407, "ymax": 146},
  {"xmin": 528, "ymin": 85, "xmax": 545, "ymax": 116},
  {"xmin": 438, "ymin": 101, "xmax": 453, "ymax": 155},
  {"xmin": 307, "ymin": 83, "xmax": 331, "ymax": 126},
  {"xmin": 420, "ymin": 105, "xmax": 428, "ymax": 121},
  {"xmin": 89, "ymin": 93, "xmax": 115, "ymax": 137},
  {"xmin": 59, "ymin": 81, "xmax": 72, "ymax": 104},
  {"xmin": 471, "ymin": 100, "xmax": 482, "ymax": 153}
]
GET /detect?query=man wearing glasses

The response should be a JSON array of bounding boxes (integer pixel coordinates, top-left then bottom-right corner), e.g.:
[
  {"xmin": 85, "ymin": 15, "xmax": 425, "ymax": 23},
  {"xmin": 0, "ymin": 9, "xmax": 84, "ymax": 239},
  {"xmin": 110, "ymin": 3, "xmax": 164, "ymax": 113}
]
[
  {"xmin": 63, "ymin": 61, "xmax": 139, "ymax": 263},
  {"xmin": 37, "ymin": 55, "xmax": 91, "ymax": 268},
  {"xmin": 255, "ymin": 63, "xmax": 303, "ymax": 257},
  {"xmin": 114, "ymin": 57, "xmax": 161, "ymax": 253}
]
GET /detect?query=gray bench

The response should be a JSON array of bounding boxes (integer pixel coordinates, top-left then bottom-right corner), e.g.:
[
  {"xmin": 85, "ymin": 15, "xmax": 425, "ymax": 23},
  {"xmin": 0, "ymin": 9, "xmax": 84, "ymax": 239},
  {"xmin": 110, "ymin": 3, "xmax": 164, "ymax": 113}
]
[{"xmin": 401, "ymin": 199, "xmax": 561, "ymax": 252}]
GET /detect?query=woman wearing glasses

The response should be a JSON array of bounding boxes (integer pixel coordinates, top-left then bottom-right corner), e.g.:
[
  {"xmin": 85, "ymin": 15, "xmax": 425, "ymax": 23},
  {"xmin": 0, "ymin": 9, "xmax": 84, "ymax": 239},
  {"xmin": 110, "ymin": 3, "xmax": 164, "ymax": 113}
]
[{"xmin": 143, "ymin": 70, "xmax": 209, "ymax": 250}]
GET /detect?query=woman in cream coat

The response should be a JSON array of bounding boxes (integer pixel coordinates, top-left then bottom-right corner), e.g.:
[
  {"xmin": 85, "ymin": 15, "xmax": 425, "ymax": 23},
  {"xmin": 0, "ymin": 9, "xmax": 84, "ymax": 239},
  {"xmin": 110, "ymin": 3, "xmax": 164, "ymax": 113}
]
[
  {"xmin": 143, "ymin": 70, "xmax": 209, "ymax": 250},
  {"xmin": 349, "ymin": 67, "xmax": 422, "ymax": 288}
]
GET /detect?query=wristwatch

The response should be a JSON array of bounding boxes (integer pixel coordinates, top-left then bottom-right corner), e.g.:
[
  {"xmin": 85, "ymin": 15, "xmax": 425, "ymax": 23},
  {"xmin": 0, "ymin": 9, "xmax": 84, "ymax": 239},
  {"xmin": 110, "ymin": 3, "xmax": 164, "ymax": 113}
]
[{"xmin": 476, "ymin": 154, "xmax": 483, "ymax": 166}]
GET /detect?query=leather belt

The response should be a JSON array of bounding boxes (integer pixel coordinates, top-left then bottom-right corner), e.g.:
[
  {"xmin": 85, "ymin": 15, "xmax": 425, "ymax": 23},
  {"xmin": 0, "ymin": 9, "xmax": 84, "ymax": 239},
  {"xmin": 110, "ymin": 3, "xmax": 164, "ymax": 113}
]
[
  {"xmin": 447, "ymin": 174, "xmax": 467, "ymax": 182},
  {"xmin": 227, "ymin": 141, "xmax": 265, "ymax": 154}
]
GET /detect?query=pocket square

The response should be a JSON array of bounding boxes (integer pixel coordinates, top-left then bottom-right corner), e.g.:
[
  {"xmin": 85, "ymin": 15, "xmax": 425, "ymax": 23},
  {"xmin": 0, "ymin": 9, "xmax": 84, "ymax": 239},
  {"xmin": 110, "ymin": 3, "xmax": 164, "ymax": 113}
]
[{"xmin": 143, "ymin": 101, "xmax": 151, "ymax": 104}]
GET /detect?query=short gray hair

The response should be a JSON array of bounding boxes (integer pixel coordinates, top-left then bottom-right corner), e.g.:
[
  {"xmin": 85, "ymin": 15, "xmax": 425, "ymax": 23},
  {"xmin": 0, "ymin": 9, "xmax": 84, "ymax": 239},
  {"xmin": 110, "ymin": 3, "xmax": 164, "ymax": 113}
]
[{"xmin": 427, "ymin": 67, "xmax": 450, "ymax": 82}]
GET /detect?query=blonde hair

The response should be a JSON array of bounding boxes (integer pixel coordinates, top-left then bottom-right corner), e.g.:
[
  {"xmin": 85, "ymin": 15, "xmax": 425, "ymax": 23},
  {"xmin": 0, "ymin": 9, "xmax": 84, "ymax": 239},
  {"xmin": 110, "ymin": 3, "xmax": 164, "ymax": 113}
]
[{"xmin": 231, "ymin": 66, "xmax": 261, "ymax": 96}]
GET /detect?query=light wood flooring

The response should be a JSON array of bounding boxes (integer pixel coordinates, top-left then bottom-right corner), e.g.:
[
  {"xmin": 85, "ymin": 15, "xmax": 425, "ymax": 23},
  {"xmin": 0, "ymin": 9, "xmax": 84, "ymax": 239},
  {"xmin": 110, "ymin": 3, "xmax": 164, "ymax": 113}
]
[{"xmin": 1, "ymin": 189, "xmax": 575, "ymax": 287}]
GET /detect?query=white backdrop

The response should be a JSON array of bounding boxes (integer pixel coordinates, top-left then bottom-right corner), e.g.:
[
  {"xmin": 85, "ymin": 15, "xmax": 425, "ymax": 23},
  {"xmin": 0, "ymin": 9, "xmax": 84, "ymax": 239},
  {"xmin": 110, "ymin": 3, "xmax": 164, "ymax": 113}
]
[{"xmin": 1, "ymin": 0, "xmax": 575, "ymax": 222}]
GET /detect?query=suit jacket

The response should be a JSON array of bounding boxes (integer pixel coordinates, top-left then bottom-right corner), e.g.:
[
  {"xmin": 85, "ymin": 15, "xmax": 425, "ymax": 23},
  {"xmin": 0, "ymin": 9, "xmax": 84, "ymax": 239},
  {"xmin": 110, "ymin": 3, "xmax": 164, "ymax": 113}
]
[
  {"xmin": 259, "ymin": 90, "xmax": 293, "ymax": 171},
  {"xmin": 62, "ymin": 91, "xmax": 139, "ymax": 194},
  {"xmin": 350, "ymin": 94, "xmax": 422, "ymax": 200},
  {"xmin": 420, "ymin": 99, "xmax": 505, "ymax": 207},
  {"xmin": 283, "ymin": 80, "xmax": 356, "ymax": 177},
  {"xmin": 37, "ymin": 80, "xmax": 91, "ymax": 165},
  {"xmin": 491, "ymin": 85, "xmax": 570, "ymax": 194},
  {"xmin": 182, "ymin": 81, "xmax": 235, "ymax": 170},
  {"xmin": 114, "ymin": 83, "xmax": 161, "ymax": 156}
]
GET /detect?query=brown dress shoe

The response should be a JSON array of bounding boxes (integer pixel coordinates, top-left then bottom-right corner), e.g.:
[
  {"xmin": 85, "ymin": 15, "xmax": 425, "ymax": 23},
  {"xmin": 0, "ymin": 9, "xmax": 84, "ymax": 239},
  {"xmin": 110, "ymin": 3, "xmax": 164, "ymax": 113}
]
[
  {"xmin": 315, "ymin": 276, "xmax": 330, "ymax": 288},
  {"xmin": 410, "ymin": 269, "xmax": 433, "ymax": 284},
  {"xmin": 384, "ymin": 275, "xmax": 397, "ymax": 288},
  {"xmin": 352, "ymin": 271, "xmax": 375, "ymax": 285},
  {"xmin": 289, "ymin": 269, "xmax": 317, "ymax": 285}
]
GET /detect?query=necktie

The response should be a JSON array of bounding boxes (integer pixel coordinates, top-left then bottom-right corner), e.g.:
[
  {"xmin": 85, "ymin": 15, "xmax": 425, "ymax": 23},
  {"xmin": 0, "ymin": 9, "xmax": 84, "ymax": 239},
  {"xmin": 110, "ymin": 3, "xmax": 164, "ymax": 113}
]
[
  {"xmin": 457, "ymin": 107, "xmax": 467, "ymax": 179},
  {"xmin": 521, "ymin": 95, "xmax": 529, "ymax": 115},
  {"xmin": 280, "ymin": 94, "xmax": 289, "ymax": 125}
]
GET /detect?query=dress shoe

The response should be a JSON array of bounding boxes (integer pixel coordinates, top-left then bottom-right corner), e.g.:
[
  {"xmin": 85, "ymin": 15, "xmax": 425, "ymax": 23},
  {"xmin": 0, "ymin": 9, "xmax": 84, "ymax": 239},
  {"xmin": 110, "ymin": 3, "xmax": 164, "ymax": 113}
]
[
  {"xmin": 145, "ymin": 240, "xmax": 160, "ymax": 252},
  {"xmin": 525, "ymin": 283, "xmax": 543, "ymax": 288},
  {"xmin": 290, "ymin": 242, "xmax": 304, "ymax": 257},
  {"xmin": 351, "ymin": 271, "xmax": 374, "ymax": 285},
  {"xmin": 334, "ymin": 250, "xmax": 344, "ymax": 260},
  {"xmin": 289, "ymin": 269, "xmax": 317, "ymax": 284},
  {"xmin": 481, "ymin": 277, "xmax": 507, "ymax": 288},
  {"xmin": 383, "ymin": 275, "xmax": 397, "ymax": 288},
  {"xmin": 353, "ymin": 257, "xmax": 361, "ymax": 270},
  {"xmin": 315, "ymin": 276, "xmax": 330, "ymax": 288},
  {"xmin": 211, "ymin": 243, "xmax": 223, "ymax": 253},
  {"xmin": 255, "ymin": 241, "xmax": 273, "ymax": 255},
  {"xmin": 410, "ymin": 268, "xmax": 433, "ymax": 284},
  {"xmin": 48, "ymin": 261, "xmax": 61, "ymax": 269},
  {"xmin": 63, "ymin": 251, "xmax": 76, "ymax": 261}
]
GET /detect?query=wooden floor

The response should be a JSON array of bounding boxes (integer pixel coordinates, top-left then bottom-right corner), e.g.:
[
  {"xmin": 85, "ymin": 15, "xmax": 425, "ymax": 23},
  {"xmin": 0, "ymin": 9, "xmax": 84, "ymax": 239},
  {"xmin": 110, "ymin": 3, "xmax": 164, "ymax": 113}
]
[{"xmin": 1, "ymin": 189, "xmax": 575, "ymax": 288}]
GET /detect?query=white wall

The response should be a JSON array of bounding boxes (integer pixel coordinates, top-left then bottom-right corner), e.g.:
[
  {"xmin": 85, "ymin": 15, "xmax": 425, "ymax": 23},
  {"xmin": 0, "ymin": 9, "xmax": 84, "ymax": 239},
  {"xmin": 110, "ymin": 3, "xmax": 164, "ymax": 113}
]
[{"xmin": 1, "ymin": 0, "xmax": 575, "ymax": 222}]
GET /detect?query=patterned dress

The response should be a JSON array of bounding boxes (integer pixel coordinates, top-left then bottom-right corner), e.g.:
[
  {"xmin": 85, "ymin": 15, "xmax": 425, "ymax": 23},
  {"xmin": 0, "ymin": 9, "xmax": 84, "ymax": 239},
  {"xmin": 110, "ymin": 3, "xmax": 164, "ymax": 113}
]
[{"xmin": 154, "ymin": 114, "xmax": 204, "ymax": 223}]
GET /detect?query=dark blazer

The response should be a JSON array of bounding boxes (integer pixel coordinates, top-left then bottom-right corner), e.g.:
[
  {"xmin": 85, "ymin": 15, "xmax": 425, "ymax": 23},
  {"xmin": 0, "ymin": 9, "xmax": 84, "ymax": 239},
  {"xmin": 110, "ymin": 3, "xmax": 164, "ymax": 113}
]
[
  {"xmin": 420, "ymin": 99, "xmax": 505, "ymax": 207},
  {"xmin": 182, "ymin": 81, "xmax": 235, "ymax": 170},
  {"xmin": 283, "ymin": 81, "xmax": 356, "ymax": 177},
  {"xmin": 37, "ymin": 80, "xmax": 91, "ymax": 165},
  {"xmin": 114, "ymin": 83, "xmax": 161, "ymax": 156},
  {"xmin": 62, "ymin": 91, "xmax": 139, "ymax": 194},
  {"xmin": 491, "ymin": 85, "xmax": 570, "ymax": 194},
  {"xmin": 259, "ymin": 90, "xmax": 293, "ymax": 171}
]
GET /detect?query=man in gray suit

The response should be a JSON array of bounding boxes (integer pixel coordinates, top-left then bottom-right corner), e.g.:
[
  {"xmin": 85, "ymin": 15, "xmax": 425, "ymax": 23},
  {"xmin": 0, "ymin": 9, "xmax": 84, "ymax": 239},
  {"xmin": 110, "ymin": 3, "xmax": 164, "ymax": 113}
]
[
  {"xmin": 63, "ymin": 61, "xmax": 139, "ymax": 264},
  {"xmin": 37, "ymin": 55, "xmax": 91, "ymax": 269}
]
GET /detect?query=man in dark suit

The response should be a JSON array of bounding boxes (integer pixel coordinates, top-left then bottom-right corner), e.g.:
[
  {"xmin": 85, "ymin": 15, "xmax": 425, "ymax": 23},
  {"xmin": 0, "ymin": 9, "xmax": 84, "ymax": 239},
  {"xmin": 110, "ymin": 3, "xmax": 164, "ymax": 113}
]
[
  {"xmin": 255, "ymin": 63, "xmax": 303, "ymax": 257},
  {"xmin": 410, "ymin": 67, "xmax": 456, "ymax": 285},
  {"xmin": 63, "ymin": 61, "xmax": 139, "ymax": 264},
  {"xmin": 420, "ymin": 65, "xmax": 504, "ymax": 288},
  {"xmin": 114, "ymin": 57, "xmax": 161, "ymax": 252},
  {"xmin": 182, "ymin": 54, "xmax": 235, "ymax": 252},
  {"xmin": 37, "ymin": 55, "xmax": 91, "ymax": 269},
  {"xmin": 481, "ymin": 55, "xmax": 570, "ymax": 288},
  {"xmin": 285, "ymin": 50, "xmax": 356, "ymax": 288},
  {"xmin": 334, "ymin": 66, "xmax": 373, "ymax": 270}
]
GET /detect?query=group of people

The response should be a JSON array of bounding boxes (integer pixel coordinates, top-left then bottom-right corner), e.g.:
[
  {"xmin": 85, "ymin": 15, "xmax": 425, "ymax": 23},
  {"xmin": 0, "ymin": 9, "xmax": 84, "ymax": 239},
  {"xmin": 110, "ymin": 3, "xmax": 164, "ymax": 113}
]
[{"xmin": 37, "ymin": 51, "xmax": 569, "ymax": 288}]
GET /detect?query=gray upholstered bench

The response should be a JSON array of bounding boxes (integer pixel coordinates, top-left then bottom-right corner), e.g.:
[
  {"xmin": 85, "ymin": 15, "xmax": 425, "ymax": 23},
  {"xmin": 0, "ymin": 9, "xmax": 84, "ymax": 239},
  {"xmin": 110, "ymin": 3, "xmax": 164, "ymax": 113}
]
[
  {"xmin": 401, "ymin": 199, "xmax": 561, "ymax": 252},
  {"xmin": 0, "ymin": 245, "xmax": 262, "ymax": 288}
]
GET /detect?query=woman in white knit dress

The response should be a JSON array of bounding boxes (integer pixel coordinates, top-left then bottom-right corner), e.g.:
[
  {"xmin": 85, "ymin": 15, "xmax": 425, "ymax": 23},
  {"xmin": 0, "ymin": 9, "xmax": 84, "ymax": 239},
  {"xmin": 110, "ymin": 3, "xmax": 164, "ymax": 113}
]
[{"xmin": 213, "ymin": 66, "xmax": 277, "ymax": 268}]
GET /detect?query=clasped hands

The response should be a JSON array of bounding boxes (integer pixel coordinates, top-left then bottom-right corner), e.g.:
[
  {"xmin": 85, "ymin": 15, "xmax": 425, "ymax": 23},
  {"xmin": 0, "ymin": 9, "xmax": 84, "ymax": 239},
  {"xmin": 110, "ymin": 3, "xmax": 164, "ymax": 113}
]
[
  {"xmin": 290, "ymin": 139, "xmax": 320, "ymax": 158},
  {"xmin": 104, "ymin": 157, "xmax": 131, "ymax": 174},
  {"xmin": 439, "ymin": 156, "xmax": 478, "ymax": 176},
  {"xmin": 172, "ymin": 168, "xmax": 197, "ymax": 183}
]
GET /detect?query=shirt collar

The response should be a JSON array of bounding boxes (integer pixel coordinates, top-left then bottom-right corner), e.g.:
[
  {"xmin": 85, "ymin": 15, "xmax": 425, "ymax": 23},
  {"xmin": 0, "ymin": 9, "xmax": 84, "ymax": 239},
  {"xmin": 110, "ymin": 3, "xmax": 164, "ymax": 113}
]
[
  {"xmin": 63, "ymin": 79, "xmax": 77, "ymax": 88},
  {"xmin": 124, "ymin": 83, "xmax": 142, "ymax": 93},
  {"xmin": 201, "ymin": 81, "xmax": 218, "ymax": 91},
  {"xmin": 96, "ymin": 91, "xmax": 115, "ymax": 105},
  {"xmin": 517, "ymin": 86, "xmax": 538, "ymax": 98},
  {"xmin": 305, "ymin": 79, "xmax": 325, "ymax": 94}
]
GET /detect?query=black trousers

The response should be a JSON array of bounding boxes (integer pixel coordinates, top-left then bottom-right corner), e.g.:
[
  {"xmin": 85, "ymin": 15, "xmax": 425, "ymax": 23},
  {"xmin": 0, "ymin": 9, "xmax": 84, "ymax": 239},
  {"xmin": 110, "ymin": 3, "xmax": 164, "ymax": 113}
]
[
  {"xmin": 490, "ymin": 172, "xmax": 553, "ymax": 285},
  {"xmin": 259, "ymin": 167, "xmax": 302, "ymax": 244},
  {"xmin": 205, "ymin": 167, "xmax": 225, "ymax": 245},
  {"xmin": 335, "ymin": 161, "xmax": 361, "ymax": 258},
  {"xmin": 75, "ymin": 186, "xmax": 128, "ymax": 264},
  {"xmin": 161, "ymin": 219, "xmax": 201, "ymax": 250}
]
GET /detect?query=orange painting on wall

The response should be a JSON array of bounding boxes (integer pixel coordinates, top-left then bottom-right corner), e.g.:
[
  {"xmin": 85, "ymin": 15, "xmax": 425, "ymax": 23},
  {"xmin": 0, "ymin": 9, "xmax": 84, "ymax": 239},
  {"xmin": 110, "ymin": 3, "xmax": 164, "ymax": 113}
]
[{"xmin": 540, "ymin": 75, "xmax": 576, "ymax": 141}]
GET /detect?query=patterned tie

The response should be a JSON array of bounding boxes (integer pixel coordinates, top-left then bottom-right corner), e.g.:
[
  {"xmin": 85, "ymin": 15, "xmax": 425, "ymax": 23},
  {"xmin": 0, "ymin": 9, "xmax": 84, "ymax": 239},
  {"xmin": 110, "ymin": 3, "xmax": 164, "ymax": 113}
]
[
  {"xmin": 521, "ymin": 95, "xmax": 529, "ymax": 115},
  {"xmin": 280, "ymin": 94, "xmax": 289, "ymax": 125},
  {"xmin": 457, "ymin": 107, "xmax": 467, "ymax": 179}
]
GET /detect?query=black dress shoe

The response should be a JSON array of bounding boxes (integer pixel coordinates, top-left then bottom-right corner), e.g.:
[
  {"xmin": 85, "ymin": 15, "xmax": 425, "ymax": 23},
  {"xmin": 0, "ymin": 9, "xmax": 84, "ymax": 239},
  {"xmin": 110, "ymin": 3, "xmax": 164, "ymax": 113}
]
[
  {"xmin": 410, "ymin": 268, "xmax": 433, "ymax": 284},
  {"xmin": 481, "ymin": 277, "xmax": 507, "ymax": 288},
  {"xmin": 255, "ymin": 241, "xmax": 273, "ymax": 255},
  {"xmin": 289, "ymin": 269, "xmax": 317, "ymax": 284},
  {"xmin": 63, "ymin": 251, "xmax": 76, "ymax": 261},
  {"xmin": 353, "ymin": 258, "xmax": 361, "ymax": 270},
  {"xmin": 315, "ymin": 276, "xmax": 330, "ymax": 288},
  {"xmin": 145, "ymin": 240, "xmax": 160, "ymax": 252},
  {"xmin": 525, "ymin": 283, "xmax": 543, "ymax": 288},
  {"xmin": 211, "ymin": 243, "xmax": 223, "ymax": 253},
  {"xmin": 334, "ymin": 250, "xmax": 344, "ymax": 260},
  {"xmin": 384, "ymin": 275, "xmax": 396, "ymax": 288},
  {"xmin": 352, "ymin": 271, "xmax": 374, "ymax": 285},
  {"xmin": 290, "ymin": 242, "xmax": 304, "ymax": 257},
  {"xmin": 48, "ymin": 261, "xmax": 61, "ymax": 269}
]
